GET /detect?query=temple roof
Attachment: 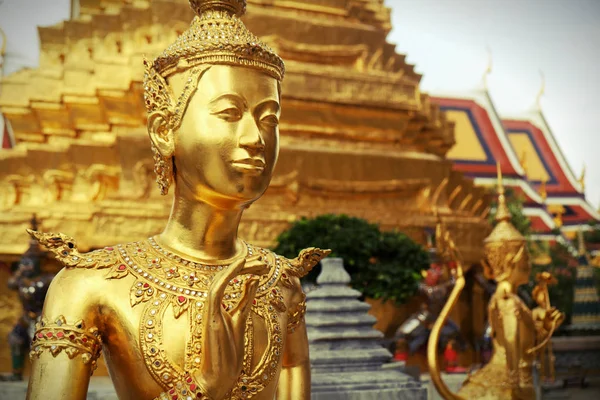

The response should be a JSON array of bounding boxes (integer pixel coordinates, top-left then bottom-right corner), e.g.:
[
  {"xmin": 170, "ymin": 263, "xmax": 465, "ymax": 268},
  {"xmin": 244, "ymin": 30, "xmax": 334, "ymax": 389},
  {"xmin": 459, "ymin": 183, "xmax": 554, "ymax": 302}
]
[
  {"xmin": 430, "ymin": 88, "xmax": 558, "ymax": 236},
  {"xmin": 502, "ymin": 107, "xmax": 599, "ymax": 227}
]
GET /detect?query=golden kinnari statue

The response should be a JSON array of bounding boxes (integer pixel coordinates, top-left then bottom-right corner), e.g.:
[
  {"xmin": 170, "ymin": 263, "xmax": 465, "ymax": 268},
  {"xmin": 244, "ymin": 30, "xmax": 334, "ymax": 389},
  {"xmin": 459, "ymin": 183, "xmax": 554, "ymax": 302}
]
[
  {"xmin": 427, "ymin": 164, "xmax": 564, "ymax": 400},
  {"xmin": 26, "ymin": 1, "xmax": 329, "ymax": 398}
]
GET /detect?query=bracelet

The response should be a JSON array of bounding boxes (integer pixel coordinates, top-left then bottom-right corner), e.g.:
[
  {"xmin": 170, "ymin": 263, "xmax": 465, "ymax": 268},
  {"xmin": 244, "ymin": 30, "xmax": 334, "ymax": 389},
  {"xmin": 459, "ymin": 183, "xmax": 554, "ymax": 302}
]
[{"xmin": 29, "ymin": 315, "xmax": 102, "ymax": 373}]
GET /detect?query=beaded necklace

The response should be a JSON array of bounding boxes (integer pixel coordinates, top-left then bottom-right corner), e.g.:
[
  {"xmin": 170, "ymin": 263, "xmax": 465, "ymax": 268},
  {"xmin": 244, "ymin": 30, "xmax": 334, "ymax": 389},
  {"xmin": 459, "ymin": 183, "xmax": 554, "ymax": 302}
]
[{"xmin": 117, "ymin": 238, "xmax": 285, "ymax": 399}]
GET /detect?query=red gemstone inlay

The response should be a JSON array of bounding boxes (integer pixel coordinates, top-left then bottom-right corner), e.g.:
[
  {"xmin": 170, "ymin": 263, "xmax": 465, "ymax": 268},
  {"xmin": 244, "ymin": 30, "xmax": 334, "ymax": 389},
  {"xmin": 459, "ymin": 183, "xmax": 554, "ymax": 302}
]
[
  {"xmin": 272, "ymin": 289, "xmax": 277, "ymax": 294},
  {"xmin": 253, "ymin": 299, "xmax": 257, "ymax": 305},
  {"xmin": 169, "ymin": 389, "xmax": 175, "ymax": 395},
  {"xmin": 105, "ymin": 247, "xmax": 114, "ymax": 251},
  {"xmin": 69, "ymin": 334, "xmax": 75, "ymax": 340},
  {"xmin": 57, "ymin": 332, "xmax": 64, "ymax": 338},
  {"xmin": 46, "ymin": 332, "xmax": 53, "ymax": 338},
  {"xmin": 282, "ymin": 273, "xmax": 287, "ymax": 278},
  {"xmin": 82, "ymin": 337, "xmax": 88, "ymax": 343},
  {"xmin": 118, "ymin": 264, "xmax": 126, "ymax": 271},
  {"xmin": 172, "ymin": 396, "xmax": 178, "ymax": 400},
  {"xmin": 178, "ymin": 296, "xmax": 186, "ymax": 303},
  {"xmin": 143, "ymin": 283, "xmax": 149, "ymax": 288},
  {"xmin": 233, "ymin": 279, "xmax": 239, "ymax": 283},
  {"xmin": 197, "ymin": 393, "xmax": 203, "ymax": 398},
  {"xmin": 186, "ymin": 376, "xmax": 193, "ymax": 383},
  {"xmin": 37, "ymin": 333, "xmax": 44, "ymax": 339},
  {"xmin": 190, "ymin": 384, "xmax": 197, "ymax": 392},
  {"xmin": 222, "ymin": 303, "xmax": 227, "ymax": 309}
]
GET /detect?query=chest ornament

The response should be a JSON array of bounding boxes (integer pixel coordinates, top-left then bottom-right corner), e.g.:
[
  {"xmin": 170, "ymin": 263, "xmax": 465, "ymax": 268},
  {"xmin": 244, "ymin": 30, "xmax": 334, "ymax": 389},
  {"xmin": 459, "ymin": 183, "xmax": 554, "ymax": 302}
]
[{"xmin": 30, "ymin": 230, "xmax": 330, "ymax": 398}]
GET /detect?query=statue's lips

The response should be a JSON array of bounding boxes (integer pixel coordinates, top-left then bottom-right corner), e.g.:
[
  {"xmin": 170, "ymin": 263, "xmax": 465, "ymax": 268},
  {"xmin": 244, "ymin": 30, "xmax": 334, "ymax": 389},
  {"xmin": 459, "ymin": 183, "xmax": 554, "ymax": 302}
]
[{"xmin": 230, "ymin": 158, "xmax": 265, "ymax": 174}]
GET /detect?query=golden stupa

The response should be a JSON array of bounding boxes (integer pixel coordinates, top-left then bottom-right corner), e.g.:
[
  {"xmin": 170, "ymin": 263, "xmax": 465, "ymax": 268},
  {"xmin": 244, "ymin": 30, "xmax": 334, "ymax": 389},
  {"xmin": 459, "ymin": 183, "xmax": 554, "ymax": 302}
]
[{"xmin": 0, "ymin": 0, "xmax": 491, "ymax": 371}]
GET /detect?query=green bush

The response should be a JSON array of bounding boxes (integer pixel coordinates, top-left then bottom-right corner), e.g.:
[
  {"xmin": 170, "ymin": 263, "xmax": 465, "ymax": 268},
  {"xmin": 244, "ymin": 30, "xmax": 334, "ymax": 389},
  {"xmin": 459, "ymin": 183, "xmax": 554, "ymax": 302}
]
[{"xmin": 273, "ymin": 214, "xmax": 428, "ymax": 305}]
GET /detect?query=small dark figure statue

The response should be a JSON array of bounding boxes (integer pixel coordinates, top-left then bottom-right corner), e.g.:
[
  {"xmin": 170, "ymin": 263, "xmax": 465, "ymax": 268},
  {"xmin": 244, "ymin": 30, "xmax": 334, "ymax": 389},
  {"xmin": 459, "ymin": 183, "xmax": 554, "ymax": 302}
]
[
  {"xmin": 1, "ymin": 216, "xmax": 54, "ymax": 381},
  {"xmin": 394, "ymin": 219, "xmax": 466, "ymax": 361}
]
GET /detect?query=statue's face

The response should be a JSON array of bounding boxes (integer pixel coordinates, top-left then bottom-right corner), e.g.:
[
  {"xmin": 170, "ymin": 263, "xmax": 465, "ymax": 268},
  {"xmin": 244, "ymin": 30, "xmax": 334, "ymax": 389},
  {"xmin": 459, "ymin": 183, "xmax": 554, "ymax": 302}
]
[{"xmin": 171, "ymin": 65, "xmax": 280, "ymax": 207}]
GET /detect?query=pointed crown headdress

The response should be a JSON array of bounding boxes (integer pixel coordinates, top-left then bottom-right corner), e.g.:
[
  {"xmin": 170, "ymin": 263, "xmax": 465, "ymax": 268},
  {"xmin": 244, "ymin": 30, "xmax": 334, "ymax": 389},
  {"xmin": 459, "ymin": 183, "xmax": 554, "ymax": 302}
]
[
  {"xmin": 484, "ymin": 163, "xmax": 527, "ymax": 280},
  {"xmin": 143, "ymin": 0, "xmax": 285, "ymax": 128}
]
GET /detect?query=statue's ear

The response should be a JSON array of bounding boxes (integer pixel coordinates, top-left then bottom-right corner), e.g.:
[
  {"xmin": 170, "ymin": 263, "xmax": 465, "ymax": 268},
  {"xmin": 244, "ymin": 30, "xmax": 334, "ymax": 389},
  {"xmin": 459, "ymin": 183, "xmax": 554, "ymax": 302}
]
[{"xmin": 147, "ymin": 111, "xmax": 174, "ymax": 157}]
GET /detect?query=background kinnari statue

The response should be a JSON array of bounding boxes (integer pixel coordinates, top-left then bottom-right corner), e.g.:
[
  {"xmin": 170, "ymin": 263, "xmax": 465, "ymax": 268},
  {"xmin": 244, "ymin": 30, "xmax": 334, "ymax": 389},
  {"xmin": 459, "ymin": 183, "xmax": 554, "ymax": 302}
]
[
  {"xmin": 25, "ymin": 1, "xmax": 328, "ymax": 399},
  {"xmin": 427, "ymin": 164, "xmax": 564, "ymax": 400},
  {"xmin": 0, "ymin": 215, "xmax": 54, "ymax": 382}
]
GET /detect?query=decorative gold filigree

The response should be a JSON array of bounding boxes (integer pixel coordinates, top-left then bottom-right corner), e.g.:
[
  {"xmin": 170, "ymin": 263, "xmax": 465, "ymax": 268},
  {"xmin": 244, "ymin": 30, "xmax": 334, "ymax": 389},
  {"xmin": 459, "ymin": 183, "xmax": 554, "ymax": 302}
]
[
  {"xmin": 30, "ymin": 230, "xmax": 309, "ymax": 398},
  {"xmin": 28, "ymin": 230, "xmax": 117, "ymax": 269},
  {"xmin": 287, "ymin": 295, "xmax": 306, "ymax": 333},
  {"xmin": 152, "ymin": 1, "xmax": 284, "ymax": 80},
  {"xmin": 285, "ymin": 247, "xmax": 331, "ymax": 278}
]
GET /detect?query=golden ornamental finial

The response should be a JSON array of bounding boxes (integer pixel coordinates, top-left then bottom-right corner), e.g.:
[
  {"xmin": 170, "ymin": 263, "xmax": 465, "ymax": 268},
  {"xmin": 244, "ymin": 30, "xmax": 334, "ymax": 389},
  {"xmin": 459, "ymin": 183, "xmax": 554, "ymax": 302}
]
[
  {"xmin": 578, "ymin": 164, "xmax": 586, "ymax": 192},
  {"xmin": 495, "ymin": 162, "xmax": 511, "ymax": 223},
  {"xmin": 539, "ymin": 178, "xmax": 547, "ymax": 202},
  {"xmin": 535, "ymin": 70, "xmax": 545, "ymax": 109},
  {"xmin": 578, "ymin": 228, "xmax": 587, "ymax": 257},
  {"xmin": 519, "ymin": 151, "xmax": 528, "ymax": 178},
  {"xmin": 482, "ymin": 46, "xmax": 492, "ymax": 89},
  {"xmin": 189, "ymin": 0, "xmax": 246, "ymax": 17}
]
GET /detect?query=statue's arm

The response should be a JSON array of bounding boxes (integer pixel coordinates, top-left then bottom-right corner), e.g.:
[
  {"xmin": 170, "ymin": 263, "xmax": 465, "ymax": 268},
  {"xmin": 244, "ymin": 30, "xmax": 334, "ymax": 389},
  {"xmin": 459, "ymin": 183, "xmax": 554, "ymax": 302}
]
[
  {"xmin": 277, "ymin": 319, "xmax": 311, "ymax": 400},
  {"xmin": 496, "ymin": 295, "xmax": 521, "ymax": 384},
  {"xmin": 277, "ymin": 279, "xmax": 310, "ymax": 400},
  {"xmin": 26, "ymin": 268, "xmax": 101, "ymax": 400}
]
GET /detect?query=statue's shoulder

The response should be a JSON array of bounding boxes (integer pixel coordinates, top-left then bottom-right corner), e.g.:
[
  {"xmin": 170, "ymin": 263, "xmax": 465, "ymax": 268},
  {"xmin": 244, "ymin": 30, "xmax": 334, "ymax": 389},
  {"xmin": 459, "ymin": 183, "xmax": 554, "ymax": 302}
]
[
  {"xmin": 28, "ymin": 229, "xmax": 120, "ymax": 271},
  {"xmin": 272, "ymin": 247, "xmax": 331, "ymax": 279}
]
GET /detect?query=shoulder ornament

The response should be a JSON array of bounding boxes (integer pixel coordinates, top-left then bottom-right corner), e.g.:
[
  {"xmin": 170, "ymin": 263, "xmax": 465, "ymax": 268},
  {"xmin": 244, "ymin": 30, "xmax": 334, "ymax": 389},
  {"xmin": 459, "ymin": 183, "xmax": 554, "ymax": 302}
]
[
  {"xmin": 283, "ymin": 247, "xmax": 331, "ymax": 278},
  {"xmin": 28, "ymin": 230, "xmax": 118, "ymax": 270}
]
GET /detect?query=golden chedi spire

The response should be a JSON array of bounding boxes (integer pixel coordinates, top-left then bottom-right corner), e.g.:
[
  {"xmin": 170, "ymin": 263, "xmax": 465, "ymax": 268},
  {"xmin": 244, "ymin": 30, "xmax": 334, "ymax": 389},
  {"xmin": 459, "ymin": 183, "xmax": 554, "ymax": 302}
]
[{"xmin": 484, "ymin": 163, "xmax": 527, "ymax": 281}]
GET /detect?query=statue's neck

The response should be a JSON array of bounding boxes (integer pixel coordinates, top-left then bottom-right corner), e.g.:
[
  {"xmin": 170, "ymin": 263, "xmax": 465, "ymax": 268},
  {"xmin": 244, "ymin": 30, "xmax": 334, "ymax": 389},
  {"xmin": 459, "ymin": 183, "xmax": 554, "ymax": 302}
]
[{"xmin": 157, "ymin": 186, "xmax": 246, "ymax": 262}]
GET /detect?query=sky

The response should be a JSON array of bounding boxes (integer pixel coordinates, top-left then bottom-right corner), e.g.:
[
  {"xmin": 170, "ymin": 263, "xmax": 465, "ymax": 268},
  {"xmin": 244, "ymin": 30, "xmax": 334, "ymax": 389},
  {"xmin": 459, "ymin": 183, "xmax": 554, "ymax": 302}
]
[{"xmin": 0, "ymin": 0, "xmax": 598, "ymax": 205}]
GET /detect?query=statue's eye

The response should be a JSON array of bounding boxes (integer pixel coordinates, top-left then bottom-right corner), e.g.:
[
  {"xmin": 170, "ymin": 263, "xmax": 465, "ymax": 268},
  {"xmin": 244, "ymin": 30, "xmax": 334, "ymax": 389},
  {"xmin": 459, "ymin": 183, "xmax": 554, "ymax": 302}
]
[
  {"xmin": 261, "ymin": 115, "xmax": 279, "ymax": 127},
  {"xmin": 215, "ymin": 108, "xmax": 242, "ymax": 121}
]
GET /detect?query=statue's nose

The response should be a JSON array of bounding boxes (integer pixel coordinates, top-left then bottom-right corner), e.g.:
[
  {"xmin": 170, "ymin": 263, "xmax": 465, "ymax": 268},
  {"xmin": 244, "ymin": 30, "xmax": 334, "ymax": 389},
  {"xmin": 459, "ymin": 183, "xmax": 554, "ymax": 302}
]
[{"xmin": 238, "ymin": 116, "xmax": 265, "ymax": 152}]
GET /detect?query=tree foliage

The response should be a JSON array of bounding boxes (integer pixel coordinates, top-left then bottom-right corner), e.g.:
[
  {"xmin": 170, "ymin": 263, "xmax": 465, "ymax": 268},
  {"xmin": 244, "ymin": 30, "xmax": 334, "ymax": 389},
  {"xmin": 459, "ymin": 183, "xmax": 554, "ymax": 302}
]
[{"xmin": 273, "ymin": 214, "xmax": 429, "ymax": 305}]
